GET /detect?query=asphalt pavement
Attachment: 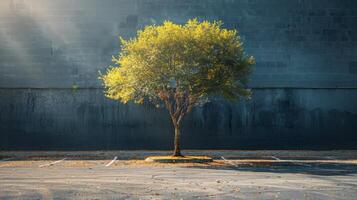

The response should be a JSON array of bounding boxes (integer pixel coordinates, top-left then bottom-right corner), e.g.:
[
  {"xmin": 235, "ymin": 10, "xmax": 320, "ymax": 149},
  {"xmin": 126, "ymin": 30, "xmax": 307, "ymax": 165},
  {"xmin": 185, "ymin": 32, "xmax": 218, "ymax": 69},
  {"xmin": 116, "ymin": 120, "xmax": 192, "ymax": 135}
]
[{"xmin": 0, "ymin": 150, "xmax": 356, "ymax": 199}]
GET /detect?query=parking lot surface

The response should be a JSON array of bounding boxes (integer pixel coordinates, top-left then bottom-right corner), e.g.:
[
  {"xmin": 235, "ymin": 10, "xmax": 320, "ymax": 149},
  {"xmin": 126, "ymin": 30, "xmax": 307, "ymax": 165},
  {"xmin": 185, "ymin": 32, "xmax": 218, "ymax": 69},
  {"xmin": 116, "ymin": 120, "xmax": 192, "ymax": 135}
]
[{"xmin": 0, "ymin": 150, "xmax": 356, "ymax": 199}]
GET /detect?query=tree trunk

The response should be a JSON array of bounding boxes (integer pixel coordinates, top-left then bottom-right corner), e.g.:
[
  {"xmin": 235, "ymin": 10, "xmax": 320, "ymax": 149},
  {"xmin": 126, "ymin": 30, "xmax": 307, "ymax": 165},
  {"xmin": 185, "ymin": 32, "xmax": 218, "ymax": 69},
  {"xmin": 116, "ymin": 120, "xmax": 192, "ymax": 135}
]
[
  {"xmin": 160, "ymin": 92, "xmax": 195, "ymax": 157},
  {"xmin": 173, "ymin": 123, "xmax": 182, "ymax": 157}
]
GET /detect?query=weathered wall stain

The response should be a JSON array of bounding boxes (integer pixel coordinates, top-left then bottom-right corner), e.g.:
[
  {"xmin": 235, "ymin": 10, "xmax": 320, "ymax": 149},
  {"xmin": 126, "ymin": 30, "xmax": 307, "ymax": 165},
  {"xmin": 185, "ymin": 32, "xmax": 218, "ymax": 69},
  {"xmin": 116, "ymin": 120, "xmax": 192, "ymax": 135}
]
[{"xmin": 0, "ymin": 88, "xmax": 356, "ymax": 150}]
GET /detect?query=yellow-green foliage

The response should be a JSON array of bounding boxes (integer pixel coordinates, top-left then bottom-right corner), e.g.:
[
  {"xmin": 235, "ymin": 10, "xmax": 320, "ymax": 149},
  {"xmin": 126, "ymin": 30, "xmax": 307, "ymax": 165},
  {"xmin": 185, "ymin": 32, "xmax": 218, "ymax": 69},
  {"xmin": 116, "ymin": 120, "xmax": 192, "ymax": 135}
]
[{"xmin": 100, "ymin": 19, "xmax": 254, "ymax": 105}]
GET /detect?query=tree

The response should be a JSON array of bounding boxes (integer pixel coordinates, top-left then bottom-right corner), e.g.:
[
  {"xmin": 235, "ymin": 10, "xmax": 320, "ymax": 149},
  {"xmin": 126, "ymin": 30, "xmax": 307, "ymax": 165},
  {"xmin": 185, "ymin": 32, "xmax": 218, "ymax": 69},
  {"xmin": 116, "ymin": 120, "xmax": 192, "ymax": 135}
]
[{"xmin": 100, "ymin": 19, "xmax": 254, "ymax": 156}]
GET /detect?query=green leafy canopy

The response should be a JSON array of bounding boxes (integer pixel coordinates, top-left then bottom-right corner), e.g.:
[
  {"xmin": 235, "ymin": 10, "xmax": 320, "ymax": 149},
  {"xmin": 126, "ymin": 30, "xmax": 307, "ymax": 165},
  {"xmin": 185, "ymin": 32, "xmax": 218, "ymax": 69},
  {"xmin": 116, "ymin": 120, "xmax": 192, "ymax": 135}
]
[{"xmin": 100, "ymin": 18, "xmax": 254, "ymax": 107}]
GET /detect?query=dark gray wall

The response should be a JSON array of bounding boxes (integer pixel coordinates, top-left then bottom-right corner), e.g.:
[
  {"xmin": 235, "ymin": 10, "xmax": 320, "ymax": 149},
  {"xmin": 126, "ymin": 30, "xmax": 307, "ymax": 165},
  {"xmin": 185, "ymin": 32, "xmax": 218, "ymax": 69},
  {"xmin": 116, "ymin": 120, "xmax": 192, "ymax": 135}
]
[
  {"xmin": 1, "ymin": 88, "xmax": 357, "ymax": 150},
  {"xmin": 0, "ymin": 0, "xmax": 357, "ymax": 150}
]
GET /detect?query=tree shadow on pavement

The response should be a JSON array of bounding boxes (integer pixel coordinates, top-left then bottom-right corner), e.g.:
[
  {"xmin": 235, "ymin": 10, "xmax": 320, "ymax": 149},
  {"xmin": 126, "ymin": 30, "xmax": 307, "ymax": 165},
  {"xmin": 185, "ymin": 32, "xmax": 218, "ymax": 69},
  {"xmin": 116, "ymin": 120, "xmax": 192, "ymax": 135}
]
[{"xmin": 186, "ymin": 161, "xmax": 357, "ymax": 176}]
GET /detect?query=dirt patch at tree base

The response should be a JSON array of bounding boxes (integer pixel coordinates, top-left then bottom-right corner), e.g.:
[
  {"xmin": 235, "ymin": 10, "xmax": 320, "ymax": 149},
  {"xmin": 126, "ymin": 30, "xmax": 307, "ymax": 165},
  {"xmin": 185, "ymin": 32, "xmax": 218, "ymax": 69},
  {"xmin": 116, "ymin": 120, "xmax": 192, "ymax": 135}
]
[{"xmin": 145, "ymin": 156, "xmax": 213, "ymax": 163}]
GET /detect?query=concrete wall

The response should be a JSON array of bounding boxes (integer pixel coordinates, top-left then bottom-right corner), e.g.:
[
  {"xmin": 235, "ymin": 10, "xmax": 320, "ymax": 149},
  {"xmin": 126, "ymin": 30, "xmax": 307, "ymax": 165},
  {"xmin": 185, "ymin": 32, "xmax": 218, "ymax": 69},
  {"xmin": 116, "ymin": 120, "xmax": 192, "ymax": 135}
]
[{"xmin": 0, "ymin": 0, "xmax": 356, "ymax": 149}]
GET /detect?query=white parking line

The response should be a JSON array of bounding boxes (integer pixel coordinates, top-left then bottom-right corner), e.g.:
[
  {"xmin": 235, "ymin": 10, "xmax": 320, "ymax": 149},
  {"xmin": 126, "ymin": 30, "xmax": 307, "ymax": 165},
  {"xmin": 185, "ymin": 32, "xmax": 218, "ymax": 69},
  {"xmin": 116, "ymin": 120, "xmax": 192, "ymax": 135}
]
[
  {"xmin": 221, "ymin": 156, "xmax": 239, "ymax": 167},
  {"xmin": 284, "ymin": 160, "xmax": 311, "ymax": 167},
  {"xmin": 0, "ymin": 158, "xmax": 14, "ymax": 167},
  {"xmin": 326, "ymin": 156, "xmax": 336, "ymax": 160},
  {"xmin": 39, "ymin": 158, "xmax": 66, "ymax": 168},
  {"xmin": 105, "ymin": 156, "xmax": 117, "ymax": 167},
  {"xmin": 270, "ymin": 156, "xmax": 281, "ymax": 161},
  {"xmin": 0, "ymin": 158, "xmax": 13, "ymax": 162},
  {"xmin": 269, "ymin": 156, "xmax": 311, "ymax": 167},
  {"xmin": 221, "ymin": 156, "xmax": 312, "ymax": 167}
]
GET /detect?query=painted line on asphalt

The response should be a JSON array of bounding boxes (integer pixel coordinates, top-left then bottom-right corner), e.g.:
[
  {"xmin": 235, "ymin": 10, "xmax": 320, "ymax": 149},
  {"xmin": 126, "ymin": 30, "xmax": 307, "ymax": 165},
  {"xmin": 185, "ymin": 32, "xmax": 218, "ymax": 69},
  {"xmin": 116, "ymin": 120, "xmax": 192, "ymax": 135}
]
[
  {"xmin": 283, "ymin": 160, "xmax": 311, "ymax": 167},
  {"xmin": 0, "ymin": 158, "xmax": 14, "ymax": 162},
  {"xmin": 326, "ymin": 156, "xmax": 337, "ymax": 160},
  {"xmin": 270, "ymin": 156, "xmax": 281, "ymax": 161},
  {"xmin": 221, "ymin": 156, "xmax": 240, "ymax": 167},
  {"xmin": 0, "ymin": 158, "xmax": 14, "ymax": 167},
  {"xmin": 221, "ymin": 156, "xmax": 312, "ymax": 167},
  {"xmin": 39, "ymin": 158, "xmax": 66, "ymax": 168},
  {"xmin": 105, "ymin": 156, "xmax": 117, "ymax": 167},
  {"xmin": 266, "ymin": 156, "xmax": 312, "ymax": 166},
  {"xmin": 269, "ymin": 157, "xmax": 312, "ymax": 167}
]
